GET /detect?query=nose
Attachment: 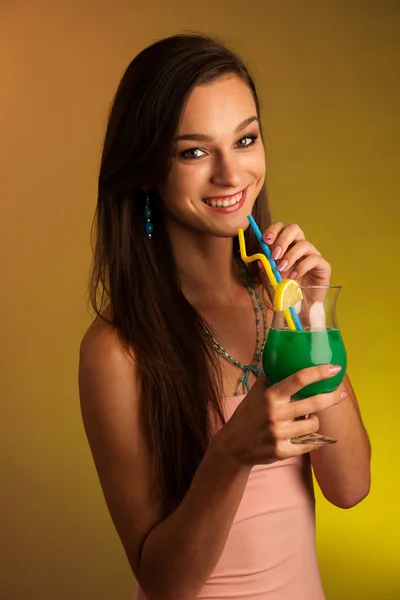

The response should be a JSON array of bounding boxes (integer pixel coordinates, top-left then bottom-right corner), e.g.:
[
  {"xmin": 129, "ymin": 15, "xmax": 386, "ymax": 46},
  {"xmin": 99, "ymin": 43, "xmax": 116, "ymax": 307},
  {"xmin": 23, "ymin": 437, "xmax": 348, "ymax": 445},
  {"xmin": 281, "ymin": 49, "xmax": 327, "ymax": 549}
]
[{"xmin": 211, "ymin": 153, "xmax": 242, "ymax": 188}]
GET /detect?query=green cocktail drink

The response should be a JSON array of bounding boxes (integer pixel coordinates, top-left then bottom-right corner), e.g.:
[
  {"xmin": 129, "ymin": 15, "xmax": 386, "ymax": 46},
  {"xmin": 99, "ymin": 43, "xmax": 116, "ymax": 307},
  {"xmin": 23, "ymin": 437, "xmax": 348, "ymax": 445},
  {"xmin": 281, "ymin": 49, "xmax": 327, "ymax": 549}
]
[
  {"xmin": 237, "ymin": 220, "xmax": 345, "ymax": 443},
  {"xmin": 263, "ymin": 328, "xmax": 347, "ymax": 400}
]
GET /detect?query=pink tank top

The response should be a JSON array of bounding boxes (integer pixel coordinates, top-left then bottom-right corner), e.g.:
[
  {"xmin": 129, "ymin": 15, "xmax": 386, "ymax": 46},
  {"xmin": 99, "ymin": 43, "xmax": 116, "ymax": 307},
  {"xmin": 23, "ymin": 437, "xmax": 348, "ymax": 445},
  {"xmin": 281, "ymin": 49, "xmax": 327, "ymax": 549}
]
[{"xmin": 134, "ymin": 395, "xmax": 325, "ymax": 600}]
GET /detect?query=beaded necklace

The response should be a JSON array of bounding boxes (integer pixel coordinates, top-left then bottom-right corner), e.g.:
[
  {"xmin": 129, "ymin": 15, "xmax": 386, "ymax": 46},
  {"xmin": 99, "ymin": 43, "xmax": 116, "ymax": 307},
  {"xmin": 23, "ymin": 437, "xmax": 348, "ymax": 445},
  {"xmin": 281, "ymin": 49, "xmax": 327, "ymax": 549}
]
[{"xmin": 203, "ymin": 261, "xmax": 268, "ymax": 397}]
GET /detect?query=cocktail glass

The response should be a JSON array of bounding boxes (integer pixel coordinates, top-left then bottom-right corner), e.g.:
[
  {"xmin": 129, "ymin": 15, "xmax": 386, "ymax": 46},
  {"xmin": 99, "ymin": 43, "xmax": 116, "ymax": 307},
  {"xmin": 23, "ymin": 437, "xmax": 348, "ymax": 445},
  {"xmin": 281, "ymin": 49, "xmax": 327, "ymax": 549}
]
[{"xmin": 262, "ymin": 285, "xmax": 347, "ymax": 444}]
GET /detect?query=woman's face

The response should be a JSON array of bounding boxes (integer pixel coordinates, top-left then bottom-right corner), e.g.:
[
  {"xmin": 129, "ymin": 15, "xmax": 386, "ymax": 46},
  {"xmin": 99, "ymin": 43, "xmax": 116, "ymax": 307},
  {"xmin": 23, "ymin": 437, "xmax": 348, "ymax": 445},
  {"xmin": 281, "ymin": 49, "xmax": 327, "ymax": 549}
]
[{"xmin": 158, "ymin": 74, "xmax": 266, "ymax": 239}]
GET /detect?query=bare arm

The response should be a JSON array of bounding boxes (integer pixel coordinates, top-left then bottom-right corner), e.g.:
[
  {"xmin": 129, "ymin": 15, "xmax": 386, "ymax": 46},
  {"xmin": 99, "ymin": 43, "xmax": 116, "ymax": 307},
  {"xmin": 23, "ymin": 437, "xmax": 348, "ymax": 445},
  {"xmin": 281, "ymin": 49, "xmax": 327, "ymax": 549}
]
[
  {"xmin": 79, "ymin": 321, "xmax": 251, "ymax": 600},
  {"xmin": 79, "ymin": 321, "xmax": 347, "ymax": 600},
  {"xmin": 258, "ymin": 221, "xmax": 371, "ymax": 509},
  {"xmin": 139, "ymin": 434, "xmax": 251, "ymax": 600},
  {"xmin": 310, "ymin": 374, "xmax": 371, "ymax": 508}
]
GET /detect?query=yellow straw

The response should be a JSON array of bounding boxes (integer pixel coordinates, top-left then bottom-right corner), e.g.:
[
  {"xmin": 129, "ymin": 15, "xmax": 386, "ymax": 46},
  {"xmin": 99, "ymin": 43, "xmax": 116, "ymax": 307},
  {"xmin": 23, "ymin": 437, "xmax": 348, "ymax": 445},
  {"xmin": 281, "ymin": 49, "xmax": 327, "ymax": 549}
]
[{"xmin": 238, "ymin": 228, "xmax": 296, "ymax": 331}]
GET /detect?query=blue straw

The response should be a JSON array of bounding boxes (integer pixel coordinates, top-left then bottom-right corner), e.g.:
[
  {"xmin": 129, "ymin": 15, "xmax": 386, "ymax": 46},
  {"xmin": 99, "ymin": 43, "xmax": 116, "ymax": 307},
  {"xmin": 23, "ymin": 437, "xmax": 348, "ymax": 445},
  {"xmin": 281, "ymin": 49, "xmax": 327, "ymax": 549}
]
[{"xmin": 247, "ymin": 215, "xmax": 303, "ymax": 331}]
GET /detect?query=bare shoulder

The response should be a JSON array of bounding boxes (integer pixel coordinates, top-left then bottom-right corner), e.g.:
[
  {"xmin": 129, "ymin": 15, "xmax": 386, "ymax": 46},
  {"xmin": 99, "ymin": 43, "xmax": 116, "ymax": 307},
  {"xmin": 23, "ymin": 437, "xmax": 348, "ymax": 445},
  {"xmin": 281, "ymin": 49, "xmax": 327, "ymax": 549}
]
[
  {"xmin": 79, "ymin": 316, "xmax": 140, "ymax": 443},
  {"xmin": 79, "ymin": 315, "xmax": 163, "ymax": 576},
  {"xmin": 79, "ymin": 314, "xmax": 135, "ymax": 391}
]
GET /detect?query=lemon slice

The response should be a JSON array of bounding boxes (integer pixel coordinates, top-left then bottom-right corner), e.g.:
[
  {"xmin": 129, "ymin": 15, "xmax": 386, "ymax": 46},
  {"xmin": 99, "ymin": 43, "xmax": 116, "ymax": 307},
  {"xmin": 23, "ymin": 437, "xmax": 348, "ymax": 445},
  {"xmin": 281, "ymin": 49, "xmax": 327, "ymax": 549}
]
[{"xmin": 273, "ymin": 279, "xmax": 303, "ymax": 312}]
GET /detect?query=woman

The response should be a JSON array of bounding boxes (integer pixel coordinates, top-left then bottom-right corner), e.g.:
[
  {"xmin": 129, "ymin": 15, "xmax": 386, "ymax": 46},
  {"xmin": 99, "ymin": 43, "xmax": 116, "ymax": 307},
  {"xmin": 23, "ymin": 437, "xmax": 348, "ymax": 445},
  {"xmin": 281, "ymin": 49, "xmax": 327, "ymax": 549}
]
[{"xmin": 79, "ymin": 34, "xmax": 370, "ymax": 600}]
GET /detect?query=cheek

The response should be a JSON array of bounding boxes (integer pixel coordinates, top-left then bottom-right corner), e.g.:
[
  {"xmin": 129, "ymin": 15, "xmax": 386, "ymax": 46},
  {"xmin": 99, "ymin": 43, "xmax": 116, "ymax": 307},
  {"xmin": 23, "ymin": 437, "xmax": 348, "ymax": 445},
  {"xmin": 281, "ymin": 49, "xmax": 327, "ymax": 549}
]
[
  {"xmin": 247, "ymin": 152, "xmax": 266, "ymax": 188},
  {"xmin": 253, "ymin": 145, "xmax": 266, "ymax": 174},
  {"xmin": 240, "ymin": 145, "xmax": 266, "ymax": 179},
  {"xmin": 158, "ymin": 164, "xmax": 209, "ymax": 208},
  {"xmin": 169, "ymin": 163, "xmax": 210, "ymax": 195}
]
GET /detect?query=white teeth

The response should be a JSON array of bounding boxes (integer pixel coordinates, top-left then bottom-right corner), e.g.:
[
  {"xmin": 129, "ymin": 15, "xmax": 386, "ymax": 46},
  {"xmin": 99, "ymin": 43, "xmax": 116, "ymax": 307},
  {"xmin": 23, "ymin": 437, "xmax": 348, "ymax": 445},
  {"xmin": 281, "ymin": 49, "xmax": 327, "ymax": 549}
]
[{"xmin": 203, "ymin": 190, "xmax": 243, "ymax": 208}]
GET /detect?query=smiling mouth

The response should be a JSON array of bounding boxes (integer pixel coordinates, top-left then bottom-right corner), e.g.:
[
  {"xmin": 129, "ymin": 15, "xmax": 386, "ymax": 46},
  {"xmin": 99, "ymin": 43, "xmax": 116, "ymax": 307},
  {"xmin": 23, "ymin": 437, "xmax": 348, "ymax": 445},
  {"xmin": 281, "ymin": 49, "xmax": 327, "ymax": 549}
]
[{"xmin": 202, "ymin": 189, "xmax": 244, "ymax": 208}]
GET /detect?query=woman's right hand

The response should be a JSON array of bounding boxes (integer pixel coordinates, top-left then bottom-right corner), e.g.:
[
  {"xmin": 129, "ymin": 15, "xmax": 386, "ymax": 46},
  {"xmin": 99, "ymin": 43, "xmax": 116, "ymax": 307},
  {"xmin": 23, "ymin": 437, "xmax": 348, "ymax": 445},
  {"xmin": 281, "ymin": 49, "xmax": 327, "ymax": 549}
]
[{"xmin": 216, "ymin": 365, "xmax": 347, "ymax": 466}]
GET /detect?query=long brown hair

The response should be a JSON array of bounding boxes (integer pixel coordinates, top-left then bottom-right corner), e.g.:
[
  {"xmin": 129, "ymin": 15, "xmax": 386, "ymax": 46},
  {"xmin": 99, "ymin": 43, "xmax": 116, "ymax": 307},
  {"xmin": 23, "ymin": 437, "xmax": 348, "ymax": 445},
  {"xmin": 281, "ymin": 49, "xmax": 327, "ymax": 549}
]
[{"xmin": 90, "ymin": 33, "xmax": 271, "ymax": 515}]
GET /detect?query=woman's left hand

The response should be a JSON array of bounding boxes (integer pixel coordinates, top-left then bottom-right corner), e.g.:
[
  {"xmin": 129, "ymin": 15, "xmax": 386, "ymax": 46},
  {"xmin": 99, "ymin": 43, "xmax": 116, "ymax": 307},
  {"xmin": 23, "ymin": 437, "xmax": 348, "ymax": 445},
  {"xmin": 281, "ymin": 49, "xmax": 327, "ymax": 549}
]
[{"xmin": 262, "ymin": 222, "xmax": 331, "ymax": 287}]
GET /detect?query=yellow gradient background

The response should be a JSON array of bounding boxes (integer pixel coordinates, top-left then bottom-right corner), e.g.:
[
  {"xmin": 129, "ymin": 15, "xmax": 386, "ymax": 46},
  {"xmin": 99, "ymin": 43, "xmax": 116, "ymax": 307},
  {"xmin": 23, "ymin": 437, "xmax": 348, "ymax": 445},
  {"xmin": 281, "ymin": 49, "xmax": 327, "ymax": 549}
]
[{"xmin": 1, "ymin": 1, "xmax": 398, "ymax": 599}]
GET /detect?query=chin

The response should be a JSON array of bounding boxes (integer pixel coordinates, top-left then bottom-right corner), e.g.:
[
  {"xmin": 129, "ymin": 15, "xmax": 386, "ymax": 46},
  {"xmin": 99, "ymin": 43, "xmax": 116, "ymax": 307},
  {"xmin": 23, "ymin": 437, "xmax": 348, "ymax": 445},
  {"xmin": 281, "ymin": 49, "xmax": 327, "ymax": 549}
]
[{"xmin": 211, "ymin": 214, "xmax": 253, "ymax": 239}]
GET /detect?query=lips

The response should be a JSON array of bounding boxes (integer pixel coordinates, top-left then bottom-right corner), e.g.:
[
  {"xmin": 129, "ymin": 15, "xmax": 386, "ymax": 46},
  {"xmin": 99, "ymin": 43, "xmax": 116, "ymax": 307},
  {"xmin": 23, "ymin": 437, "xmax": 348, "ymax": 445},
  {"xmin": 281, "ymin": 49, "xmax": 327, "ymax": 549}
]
[{"xmin": 202, "ymin": 186, "xmax": 248, "ymax": 213}]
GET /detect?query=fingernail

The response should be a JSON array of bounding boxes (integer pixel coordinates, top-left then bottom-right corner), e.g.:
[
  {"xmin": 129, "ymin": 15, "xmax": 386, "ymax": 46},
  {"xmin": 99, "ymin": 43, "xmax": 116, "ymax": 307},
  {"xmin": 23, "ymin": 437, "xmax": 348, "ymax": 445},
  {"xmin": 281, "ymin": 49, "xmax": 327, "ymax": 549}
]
[
  {"xmin": 271, "ymin": 246, "xmax": 282, "ymax": 260},
  {"xmin": 329, "ymin": 365, "xmax": 342, "ymax": 375},
  {"xmin": 289, "ymin": 270, "xmax": 297, "ymax": 279},
  {"xmin": 340, "ymin": 390, "xmax": 349, "ymax": 400},
  {"xmin": 263, "ymin": 234, "xmax": 273, "ymax": 244},
  {"xmin": 277, "ymin": 259, "xmax": 288, "ymax": 272}
]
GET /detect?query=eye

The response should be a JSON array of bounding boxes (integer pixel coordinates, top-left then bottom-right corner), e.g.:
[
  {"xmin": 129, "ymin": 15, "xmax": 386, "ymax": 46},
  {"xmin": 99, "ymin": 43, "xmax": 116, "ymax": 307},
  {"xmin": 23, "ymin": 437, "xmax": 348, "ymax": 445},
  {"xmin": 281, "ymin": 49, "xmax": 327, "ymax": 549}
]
[
  {"xmin": 180, "ymin": 147, "xmax": 207, "ymax": 160},
  {"xmin": 236, "ymin": 134, "xmax": 258, "ymax": 148}
]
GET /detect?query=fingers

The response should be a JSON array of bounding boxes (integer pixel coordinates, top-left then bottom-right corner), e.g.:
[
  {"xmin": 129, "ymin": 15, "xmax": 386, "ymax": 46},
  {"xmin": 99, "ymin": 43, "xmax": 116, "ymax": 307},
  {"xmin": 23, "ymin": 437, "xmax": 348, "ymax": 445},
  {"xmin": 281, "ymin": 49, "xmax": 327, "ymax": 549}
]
[
  {"xmin": 271, "ymin": 364, "xmax": 343, "ymax": 399},
  {"xmin": 265, "ymin": 386, "xmax": 346, "ymax": 435},
  {"xmin": 269, "ymin": 412, "xmax": 320, "ymax": 440},
  {"xmin": 261, "ymin": 223, "xmax": 328, "ymax": 284},
  {"xmin": 265, "ymin": 392, "xmax": 346, "ymax": 460},
  {"xmin": 290, "ymin": 254, "xmax": 331, "ymax": 284},
  {"xmin": 286, "ymin": 388, "xmax": 348, "ymax": 420},
  {"xmin": 275, "ymin": 240, "xmax": 320, "ymax": 275},
  {"xmin": 263, "ymin": 223, "xmax": 306, "ymax": 261},
  {"xmin": 262, "ymin": 224, "xmax": 331, "ymax": 284},
  {"xmin": 287, "ymin": 414, "xmax": 320, "ymax": 438},
  {"xmin": 266, "ymin": 415, "xmax": 325, "ymax": 460},
  {"xmin": 263, "ymin": 221, "xmax": 285, "ymax": 245}
]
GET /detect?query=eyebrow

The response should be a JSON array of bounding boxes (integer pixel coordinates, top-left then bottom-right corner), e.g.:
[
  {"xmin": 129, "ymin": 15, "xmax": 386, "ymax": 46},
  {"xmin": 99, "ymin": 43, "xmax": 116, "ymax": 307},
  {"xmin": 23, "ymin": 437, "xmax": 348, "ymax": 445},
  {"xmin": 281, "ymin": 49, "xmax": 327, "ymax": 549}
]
[{"xmin": 175, "ymin": 116, "xmax": 259, "ymax": 142}]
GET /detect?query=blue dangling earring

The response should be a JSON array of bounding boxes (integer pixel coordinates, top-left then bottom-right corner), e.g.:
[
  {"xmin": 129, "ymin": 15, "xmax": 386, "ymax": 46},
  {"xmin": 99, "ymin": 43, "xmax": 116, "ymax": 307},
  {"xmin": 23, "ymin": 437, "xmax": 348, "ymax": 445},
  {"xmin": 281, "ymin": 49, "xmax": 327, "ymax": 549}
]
[{"xmin": 144, "ymin": 191, "xmax": 153, "ymax": 239}]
